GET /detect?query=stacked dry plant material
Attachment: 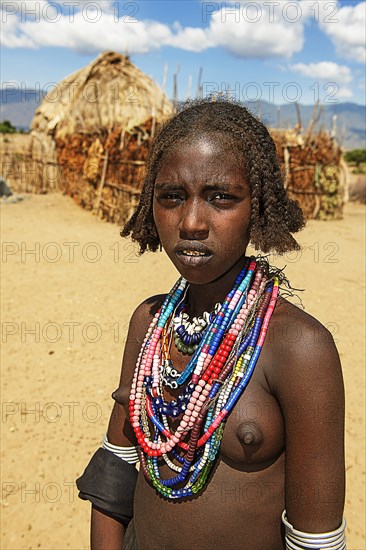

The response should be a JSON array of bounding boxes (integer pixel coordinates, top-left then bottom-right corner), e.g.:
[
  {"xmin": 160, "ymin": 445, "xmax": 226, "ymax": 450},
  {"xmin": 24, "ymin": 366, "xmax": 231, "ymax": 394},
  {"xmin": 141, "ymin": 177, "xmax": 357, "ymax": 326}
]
[
  {"xmin": 56, "ymin": 119, "xmax": 156, "ymax": 224},
  {"xmin": 271, "ymin": 129, "xmax": 344, "ymax": 220},
  {"xmin": 27, "ymin": 51, "xmax": 172, "ymax": 220},
  {"xmin": 0, "ymin": 134, "xmax": 60, "ymax": 194}
]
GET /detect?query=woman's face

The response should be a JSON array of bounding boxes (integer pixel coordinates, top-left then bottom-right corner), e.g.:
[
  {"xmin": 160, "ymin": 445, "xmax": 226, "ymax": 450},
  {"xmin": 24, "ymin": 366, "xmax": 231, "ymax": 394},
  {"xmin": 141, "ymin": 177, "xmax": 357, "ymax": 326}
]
[{"xmin": 153, "ymin": 134, "xmax": 251, "ymax": 285}]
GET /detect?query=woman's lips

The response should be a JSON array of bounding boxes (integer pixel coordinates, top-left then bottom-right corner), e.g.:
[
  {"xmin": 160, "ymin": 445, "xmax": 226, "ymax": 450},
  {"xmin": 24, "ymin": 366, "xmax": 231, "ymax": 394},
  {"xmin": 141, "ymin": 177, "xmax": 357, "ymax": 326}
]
[
  {"xmin": 176, "ymin": 255, "xmax": 212, "ymax": 267},
  {"xmin": 175, "ymin": 248, "xmax": 213, "ymax": 268}
]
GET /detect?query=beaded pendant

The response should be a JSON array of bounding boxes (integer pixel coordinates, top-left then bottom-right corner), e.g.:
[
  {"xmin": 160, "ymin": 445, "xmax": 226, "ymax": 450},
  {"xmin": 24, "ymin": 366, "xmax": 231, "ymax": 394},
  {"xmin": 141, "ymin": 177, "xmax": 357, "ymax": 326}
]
[
  {"xmin": 129, "ymin": 257, "xmax": 279, "ymax": 500},
  {"xmin": 173, "ymin": 302, "xmax": 220, "ymax": 355}
]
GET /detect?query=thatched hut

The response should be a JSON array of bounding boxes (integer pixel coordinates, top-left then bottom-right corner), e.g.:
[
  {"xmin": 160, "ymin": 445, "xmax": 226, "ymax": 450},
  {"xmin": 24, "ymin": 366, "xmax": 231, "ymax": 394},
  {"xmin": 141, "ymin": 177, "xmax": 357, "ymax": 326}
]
[{"xmin": 28, "ymin": 51, "xmax": 172, "ymax": 222}]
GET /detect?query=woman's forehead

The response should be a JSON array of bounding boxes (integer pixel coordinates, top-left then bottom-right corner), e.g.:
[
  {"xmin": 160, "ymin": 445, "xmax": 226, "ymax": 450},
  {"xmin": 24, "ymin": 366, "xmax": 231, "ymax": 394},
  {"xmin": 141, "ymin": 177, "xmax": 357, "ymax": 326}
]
[
  {"xmin": 155, "ymin": 139, "xmax": 248, "ymax": 189},
  {"xmin": 159, "ymin": 133, "xmax": 245, "ymax": 169}
]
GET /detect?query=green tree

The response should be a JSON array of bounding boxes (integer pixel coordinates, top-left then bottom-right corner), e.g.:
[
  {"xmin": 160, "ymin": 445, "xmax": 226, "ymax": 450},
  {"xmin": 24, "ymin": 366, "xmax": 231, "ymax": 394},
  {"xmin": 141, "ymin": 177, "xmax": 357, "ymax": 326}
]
[
  {"xmin": 0, "ymin": 120, "xmax": 17, "ymax": 134},
  {"xmin": 344, "ymin": 149, "xmax": 366, "ymax": 167}
]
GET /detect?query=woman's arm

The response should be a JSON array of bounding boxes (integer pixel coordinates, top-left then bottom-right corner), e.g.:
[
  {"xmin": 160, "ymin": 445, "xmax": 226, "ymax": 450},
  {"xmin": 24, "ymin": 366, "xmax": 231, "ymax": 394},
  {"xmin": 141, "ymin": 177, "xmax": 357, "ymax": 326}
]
[
  {"xmin": 89, "ymin": 296, "xmax": 163, "ymax": 550},
  {"xmin": 271, "ymin": 308, "xmax": 345, "ymax": 533},
  {"xmin": 91, "ymin": 506, "xmax": 125, "ymax": 550}
]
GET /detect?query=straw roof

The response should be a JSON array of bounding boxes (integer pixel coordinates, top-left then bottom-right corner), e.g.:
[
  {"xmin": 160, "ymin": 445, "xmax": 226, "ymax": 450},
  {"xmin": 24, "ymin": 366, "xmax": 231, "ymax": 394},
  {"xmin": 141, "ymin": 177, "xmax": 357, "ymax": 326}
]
[{"xmin": 31, "ymin": 51, "xmax": 172, "ymax": 139}]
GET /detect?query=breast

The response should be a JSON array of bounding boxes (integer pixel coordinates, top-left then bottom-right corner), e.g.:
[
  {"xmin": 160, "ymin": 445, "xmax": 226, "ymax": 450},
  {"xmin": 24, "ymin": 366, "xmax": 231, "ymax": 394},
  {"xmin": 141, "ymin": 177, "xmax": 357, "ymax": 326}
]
[{"xmin": 219, "ymin": 382, "xmax": 285, "ymax": 467}]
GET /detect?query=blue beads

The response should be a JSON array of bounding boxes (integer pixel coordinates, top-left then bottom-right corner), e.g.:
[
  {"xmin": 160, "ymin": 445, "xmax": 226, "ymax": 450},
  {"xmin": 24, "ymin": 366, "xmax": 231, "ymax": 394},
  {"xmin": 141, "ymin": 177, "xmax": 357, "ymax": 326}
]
[
  {"xmin": 171, "ymin": 449, "xmax": 184, "ymax": 463},
  {"xmin": 155, "ymin": 397, "xmax": 189, "ymax": 418},
  {"xmin": 137, "ymin": 257, "xmax": 278, "ymax": 501},
  {"xmin": 161, "ymin": 472, "xmax": 185, "ymax": 487},
  {"xmin": 249, "ymin": 319, "xmax": 262, "ymax": 347},
  {"xmin": 208, "ymin": 383, "xmax": 220, "ymax": 399}
]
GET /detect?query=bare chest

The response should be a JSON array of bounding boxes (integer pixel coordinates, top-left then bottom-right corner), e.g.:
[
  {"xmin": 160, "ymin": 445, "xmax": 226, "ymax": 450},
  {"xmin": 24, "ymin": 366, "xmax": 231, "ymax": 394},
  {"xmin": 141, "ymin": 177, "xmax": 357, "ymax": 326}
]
[{"xmin": 161, "ymin": 345, "xmax": 284, "ymax": 468}]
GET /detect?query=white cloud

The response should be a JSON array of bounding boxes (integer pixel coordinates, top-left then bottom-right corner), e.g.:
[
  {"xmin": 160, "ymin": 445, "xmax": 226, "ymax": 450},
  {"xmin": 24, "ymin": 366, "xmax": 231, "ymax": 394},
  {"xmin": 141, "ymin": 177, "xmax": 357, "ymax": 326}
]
[
  {"xmin": 167, "ymin": 25, "xmax": 214, "ymax": 52},
  {"xmin": 291, "ymin": 62, "xmax": 352, "ymax": 84},
  {"xmin": 61, "ymin": 0, "xmax": 114, "ymax": 7},
  {"xmin": 203, "ymin": 6, "xmax": 304, "ymax": 58},
  {"xmin": 319, "ymin": 1, "xmax": 366, "ymax": 63},
  {"xmin": 1, "ymin": 8, "xmax": 37, "ymax": 48},
  {"xmin": 336, "ymin": 87, "xmax": 353, "ymax": 99},
  {"xmin": 18, "ymin": 13, "xmax": 173, "ymax": 55},
  {"xmin": 1, "ymin": 0, "xmax": 308, "ymax": 59},
  {"xmin": 0, "ymin": 0, "xmax": 115, "ymax": 14},
  {"xmin": 1, "ymin": 0, "xmax": 58, "ymax": 21},
  {"xmin": 1, "ymin": 0, "xmax": 49, "ymax": 11}
]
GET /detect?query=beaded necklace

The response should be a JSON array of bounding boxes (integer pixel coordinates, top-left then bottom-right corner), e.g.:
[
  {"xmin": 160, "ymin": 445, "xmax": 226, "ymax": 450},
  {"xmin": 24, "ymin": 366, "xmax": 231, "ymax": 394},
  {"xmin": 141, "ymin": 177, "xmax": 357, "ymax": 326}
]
[
  {"xmin": 172, "ymin": 300, "xmax": 221, "ymax": 356},
  {"xmin": 129, "ymin": 256, "xmax": 279, "ymax": 499}
]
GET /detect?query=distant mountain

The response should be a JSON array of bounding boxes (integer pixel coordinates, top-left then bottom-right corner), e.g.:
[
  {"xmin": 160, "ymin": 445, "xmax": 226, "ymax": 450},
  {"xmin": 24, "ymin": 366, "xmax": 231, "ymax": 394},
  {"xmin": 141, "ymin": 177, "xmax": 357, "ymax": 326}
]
[
  {"xmin": 1, "ymin": 87, "xmax": 365, "ymax": 149},
  {"xmin": 0, "ymin": 88, "xmax": 46, "ymax": 131},
  {"xmin": 246, "ymin": 100, "xmax": 366, "ymax": 150}
]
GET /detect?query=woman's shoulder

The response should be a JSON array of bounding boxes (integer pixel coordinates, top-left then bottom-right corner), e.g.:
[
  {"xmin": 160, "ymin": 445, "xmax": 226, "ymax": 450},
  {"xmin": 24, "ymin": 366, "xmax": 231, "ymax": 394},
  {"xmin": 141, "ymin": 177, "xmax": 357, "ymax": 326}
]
[
  {"xmin": 266, "ymin": 296, "xmax": 342, "ymax": 398},
  {"xmin": 129, "ymin": 294, "xmax": 166, "ymax": 334},
  {"xmin": 123, "ymin": 294, "xmax": 167, "ymax": 353},
  {"xmin": 271, "ymin": 295, "xmax": 335, "ymax": 347}
]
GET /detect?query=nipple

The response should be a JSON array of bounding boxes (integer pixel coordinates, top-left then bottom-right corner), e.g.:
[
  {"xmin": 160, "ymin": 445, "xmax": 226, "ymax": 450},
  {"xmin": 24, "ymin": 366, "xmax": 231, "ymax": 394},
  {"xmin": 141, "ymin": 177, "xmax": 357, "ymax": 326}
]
[
  {"xmin": 236, "ymin": 421, "xmax": 263, "ymax": 446},
  {"xmin": 111, "ymin": 387, "xmax": 129, "ymax": 406}
]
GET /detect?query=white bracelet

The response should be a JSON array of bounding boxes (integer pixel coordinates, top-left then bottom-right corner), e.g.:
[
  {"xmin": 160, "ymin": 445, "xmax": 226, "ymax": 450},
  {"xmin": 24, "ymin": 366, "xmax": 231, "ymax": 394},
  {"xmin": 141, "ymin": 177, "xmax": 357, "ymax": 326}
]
[
  {"xmin": 102, "ymin": 434, "xmax": 139, "ymax": 464},
  {"xmin": 282, "ymin": 510, "xmax": 346, "ymax": 549}
]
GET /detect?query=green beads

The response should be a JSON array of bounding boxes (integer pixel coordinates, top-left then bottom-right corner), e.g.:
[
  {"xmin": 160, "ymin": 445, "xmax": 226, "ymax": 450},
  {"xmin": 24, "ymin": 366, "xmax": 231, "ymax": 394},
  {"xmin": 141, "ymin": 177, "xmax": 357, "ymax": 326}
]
[
  {"xmin": 174, "ymin": 336, "xmax": 198, "ymax": 355},
  {"xmin": 208, "ymin": 424, "xmax": 224, "ymax": 460},
  {"xmin": 191, "ymin": 463, "xmax": 211, "ymax": 493}
]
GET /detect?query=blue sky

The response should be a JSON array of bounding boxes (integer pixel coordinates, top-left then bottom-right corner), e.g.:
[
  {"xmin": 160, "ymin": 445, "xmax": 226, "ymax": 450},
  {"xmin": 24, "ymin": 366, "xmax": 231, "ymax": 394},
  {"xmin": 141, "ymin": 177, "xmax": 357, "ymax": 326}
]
[{"xmin": 1, "ymin": 0, "xmax": 365, "ymax": 104}]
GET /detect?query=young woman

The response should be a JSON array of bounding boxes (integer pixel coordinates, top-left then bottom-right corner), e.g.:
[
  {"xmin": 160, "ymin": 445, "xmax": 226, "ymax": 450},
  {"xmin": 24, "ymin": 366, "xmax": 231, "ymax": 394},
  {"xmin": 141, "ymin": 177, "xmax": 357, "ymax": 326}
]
[{"xmin": 77, "ymin": 99, "xmax": 346, "ymax": 550}]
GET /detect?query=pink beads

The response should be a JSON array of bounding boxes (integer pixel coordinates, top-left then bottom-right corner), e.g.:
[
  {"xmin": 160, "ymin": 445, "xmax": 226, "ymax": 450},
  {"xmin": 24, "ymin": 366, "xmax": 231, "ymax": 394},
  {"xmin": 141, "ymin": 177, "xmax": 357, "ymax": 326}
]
[{"xmin": 128, "ymin": 263, "xmax": 279, "ymax": 499}]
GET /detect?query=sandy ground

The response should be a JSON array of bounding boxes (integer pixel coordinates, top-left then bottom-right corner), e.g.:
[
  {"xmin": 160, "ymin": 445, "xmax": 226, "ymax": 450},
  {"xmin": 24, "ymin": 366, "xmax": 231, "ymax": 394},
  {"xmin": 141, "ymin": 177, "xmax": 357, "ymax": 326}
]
[{"xmin": 1, "ymin": 193, "xmax": 365, "ymax": 550}]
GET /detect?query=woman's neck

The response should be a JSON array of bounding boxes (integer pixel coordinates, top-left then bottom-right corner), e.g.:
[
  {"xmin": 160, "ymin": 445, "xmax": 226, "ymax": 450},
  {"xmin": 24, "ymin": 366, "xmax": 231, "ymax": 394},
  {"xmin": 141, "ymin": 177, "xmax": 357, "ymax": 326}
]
[{"xmin": 186, "ymin": 254, "xmax": 248, "ymax": 316}]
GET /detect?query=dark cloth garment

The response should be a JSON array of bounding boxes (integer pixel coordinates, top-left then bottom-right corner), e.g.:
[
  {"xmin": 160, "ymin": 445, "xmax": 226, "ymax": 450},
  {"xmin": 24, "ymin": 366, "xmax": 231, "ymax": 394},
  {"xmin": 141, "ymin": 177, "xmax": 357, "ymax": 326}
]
[
  {"xmin": 122, "ymin": 518, "xmax": 138, "ymax": 550},
  {"xmin": 0, "ymin": 177, "xmax": 12, "ymax": 197},
  {"xmin": 76, "ymin": 447, "xmax": 138, "ymax": 528}
]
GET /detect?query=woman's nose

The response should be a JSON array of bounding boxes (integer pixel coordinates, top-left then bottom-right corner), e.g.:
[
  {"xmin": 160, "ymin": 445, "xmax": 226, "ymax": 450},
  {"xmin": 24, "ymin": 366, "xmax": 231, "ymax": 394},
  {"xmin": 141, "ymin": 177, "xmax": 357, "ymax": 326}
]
[{"xmin": 179, "ymin": 200, "xmax": 209, "ymax": 240}]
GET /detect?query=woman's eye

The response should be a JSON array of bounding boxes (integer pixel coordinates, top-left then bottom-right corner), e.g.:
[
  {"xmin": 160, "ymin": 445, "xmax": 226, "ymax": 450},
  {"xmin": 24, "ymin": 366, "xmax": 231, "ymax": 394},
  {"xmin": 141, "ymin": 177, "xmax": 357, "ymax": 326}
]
[
  {"xmin": 210, "ymin": 193, "xmax": 235, "ymax": 202},
  {"xmin": 167, "ymin": 193, "xmax": 183, "ymax": 201},
  {"xmin": 159, "ymin": 193, "xmax": 184, "ymax": 203}
]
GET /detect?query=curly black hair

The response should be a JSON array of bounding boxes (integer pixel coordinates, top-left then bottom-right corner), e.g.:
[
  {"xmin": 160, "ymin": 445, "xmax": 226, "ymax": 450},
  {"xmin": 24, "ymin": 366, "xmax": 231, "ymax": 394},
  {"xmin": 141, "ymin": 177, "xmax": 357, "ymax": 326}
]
[{"xmin": 121, "ymin": 98, "xmax": 305, "ymax": 254}]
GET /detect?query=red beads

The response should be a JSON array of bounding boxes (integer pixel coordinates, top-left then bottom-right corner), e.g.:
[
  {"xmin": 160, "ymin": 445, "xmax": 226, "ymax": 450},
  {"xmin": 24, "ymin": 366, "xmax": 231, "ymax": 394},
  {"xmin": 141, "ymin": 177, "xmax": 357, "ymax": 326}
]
[{"xmin": 128, "ymin": 259, "xmax": 279, "ymax": 500}]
